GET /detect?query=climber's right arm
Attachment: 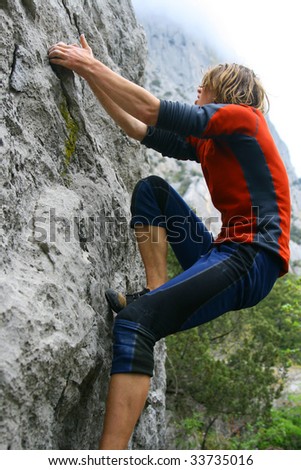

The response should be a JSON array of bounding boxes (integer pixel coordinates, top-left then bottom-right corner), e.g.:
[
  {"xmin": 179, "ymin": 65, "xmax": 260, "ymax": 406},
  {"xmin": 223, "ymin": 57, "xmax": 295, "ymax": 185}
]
[
  {"xmin": 48, "ymin": 35, "xmax": 160, "ymax": 126},
  {"xmin": 88, "ymin": 82, "xmax": 148, "ymax": 141}
]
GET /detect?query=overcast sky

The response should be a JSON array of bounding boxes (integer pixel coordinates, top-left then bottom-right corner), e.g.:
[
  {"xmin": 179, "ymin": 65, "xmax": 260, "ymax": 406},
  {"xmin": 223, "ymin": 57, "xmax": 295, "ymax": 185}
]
[{"xmin": 132, "ymin": 0, "xmax": 301, "ymax": 177}]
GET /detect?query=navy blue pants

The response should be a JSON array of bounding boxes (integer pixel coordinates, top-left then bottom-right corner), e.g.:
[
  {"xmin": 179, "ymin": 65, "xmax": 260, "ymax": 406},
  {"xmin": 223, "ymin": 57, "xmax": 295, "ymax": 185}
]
[{"xmin": 111, "ymin": 176, "xmax": 281, "ymax": 376}]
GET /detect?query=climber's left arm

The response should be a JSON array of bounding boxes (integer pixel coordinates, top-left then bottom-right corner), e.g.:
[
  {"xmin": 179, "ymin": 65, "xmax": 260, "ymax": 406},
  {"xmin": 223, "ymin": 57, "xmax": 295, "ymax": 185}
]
[{"xmin": 48, "ymin": 35, "xmax": 160, "ymax": 126}]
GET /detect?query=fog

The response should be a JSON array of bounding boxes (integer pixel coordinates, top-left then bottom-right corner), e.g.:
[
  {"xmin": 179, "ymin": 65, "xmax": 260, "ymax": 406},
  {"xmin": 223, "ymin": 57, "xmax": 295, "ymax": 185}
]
[{"xmin": 132, "ymin": 0, "xmax": 237, "ymax": 59}]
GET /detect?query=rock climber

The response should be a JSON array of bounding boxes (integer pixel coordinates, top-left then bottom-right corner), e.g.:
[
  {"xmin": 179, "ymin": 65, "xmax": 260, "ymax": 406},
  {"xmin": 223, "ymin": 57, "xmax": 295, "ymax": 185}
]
[{"xmin": 48, "ymin": 34, "xmax": 291, "ymax": 449}]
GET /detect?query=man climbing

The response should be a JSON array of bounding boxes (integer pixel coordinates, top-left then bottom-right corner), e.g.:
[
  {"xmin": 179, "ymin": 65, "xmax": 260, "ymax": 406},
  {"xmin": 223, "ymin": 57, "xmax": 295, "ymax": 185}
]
[{"xmin": 48, "ymin": 34, "xmax": 291, "ymax": 450}]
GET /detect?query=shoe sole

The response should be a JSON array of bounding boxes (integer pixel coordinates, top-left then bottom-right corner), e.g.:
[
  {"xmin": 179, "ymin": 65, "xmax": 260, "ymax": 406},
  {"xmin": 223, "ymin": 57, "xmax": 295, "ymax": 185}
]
[{"xmin": 105, "ymin": 288, "xmax": 126, "ymax": 313}]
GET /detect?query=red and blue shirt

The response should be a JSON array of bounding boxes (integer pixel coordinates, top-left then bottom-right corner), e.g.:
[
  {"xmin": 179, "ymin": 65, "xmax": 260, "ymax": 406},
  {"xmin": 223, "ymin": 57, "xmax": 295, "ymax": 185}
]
[{"xmin": 141, "ymin": 101, "xmax": 291, "ymax": 275}]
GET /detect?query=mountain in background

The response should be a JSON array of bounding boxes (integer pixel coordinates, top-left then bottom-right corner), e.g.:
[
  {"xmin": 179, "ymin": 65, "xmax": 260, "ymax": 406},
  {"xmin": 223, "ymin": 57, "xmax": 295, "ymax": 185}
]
[{"xmin": 136, "ymin": 14, "xmax": 301, "ymax": 274}]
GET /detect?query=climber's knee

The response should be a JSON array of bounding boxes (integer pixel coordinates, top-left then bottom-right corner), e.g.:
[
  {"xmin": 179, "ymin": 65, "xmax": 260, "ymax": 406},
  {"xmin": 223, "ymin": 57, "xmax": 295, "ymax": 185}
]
[
  {"xmin": 111, "ymin": 318, "xmax": 156, "ymax": 377},
  {"xmin": 130, "ymin": 175, "xmax": 170, "ymax": 227}
]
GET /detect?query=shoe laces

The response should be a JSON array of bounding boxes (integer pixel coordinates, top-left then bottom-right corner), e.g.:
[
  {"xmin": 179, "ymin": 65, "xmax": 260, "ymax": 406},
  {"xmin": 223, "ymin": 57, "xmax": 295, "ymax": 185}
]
[{"xmin": 125, "ymin": 287, "xmax": 150, "ymax": 302}]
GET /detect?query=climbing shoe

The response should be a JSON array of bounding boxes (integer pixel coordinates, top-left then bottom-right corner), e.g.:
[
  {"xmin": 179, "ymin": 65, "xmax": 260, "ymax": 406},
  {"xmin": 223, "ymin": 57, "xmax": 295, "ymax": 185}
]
[{"xmin": 105, "ymin": 287, "xmax": 150, "ymax": 313}]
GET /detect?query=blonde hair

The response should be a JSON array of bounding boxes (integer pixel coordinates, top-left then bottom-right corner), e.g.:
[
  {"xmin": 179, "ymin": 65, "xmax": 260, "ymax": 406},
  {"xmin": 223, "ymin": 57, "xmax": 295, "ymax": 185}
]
[{"xmin": 201, "ymin": 63, "xmax": 269, "ymax": 113}]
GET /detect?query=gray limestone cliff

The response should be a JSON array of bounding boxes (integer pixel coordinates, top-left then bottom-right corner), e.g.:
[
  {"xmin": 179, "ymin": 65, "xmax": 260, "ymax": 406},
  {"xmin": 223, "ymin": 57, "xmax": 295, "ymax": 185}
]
[{"xmin": 0, "ymin": 0, "xmax": 166, "ymax": 450}]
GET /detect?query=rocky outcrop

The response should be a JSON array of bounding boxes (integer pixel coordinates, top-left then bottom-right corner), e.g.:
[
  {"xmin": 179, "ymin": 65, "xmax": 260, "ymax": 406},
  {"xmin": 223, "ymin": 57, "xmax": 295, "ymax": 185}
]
[{"xmin": 0, "ymin": 0, "xmax": 166, "ymax": 450}]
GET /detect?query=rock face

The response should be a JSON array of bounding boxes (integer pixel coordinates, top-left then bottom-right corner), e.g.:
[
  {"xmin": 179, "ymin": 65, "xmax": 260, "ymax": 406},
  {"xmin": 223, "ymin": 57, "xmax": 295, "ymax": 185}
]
[{"xmin": 0, "ymin": 0, "xmax": 166, "ymax": 450}]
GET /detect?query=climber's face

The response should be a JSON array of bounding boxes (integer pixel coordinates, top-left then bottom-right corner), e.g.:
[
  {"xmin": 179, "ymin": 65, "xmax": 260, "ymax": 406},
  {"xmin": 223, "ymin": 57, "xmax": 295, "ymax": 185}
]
[{"xmin": 195, "ymin": 85, "xmax": 214, "ymax": 106}]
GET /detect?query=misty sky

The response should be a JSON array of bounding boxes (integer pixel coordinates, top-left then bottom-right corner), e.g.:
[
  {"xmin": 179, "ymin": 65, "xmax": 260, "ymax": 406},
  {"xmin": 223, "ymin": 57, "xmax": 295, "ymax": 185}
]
[{"xmin": 132, "ymin": 0, "xmax": 301, "ymax": 177}]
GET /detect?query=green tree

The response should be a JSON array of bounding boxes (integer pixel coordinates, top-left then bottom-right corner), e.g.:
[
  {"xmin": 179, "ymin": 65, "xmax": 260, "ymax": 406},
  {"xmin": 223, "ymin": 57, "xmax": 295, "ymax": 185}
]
[{"xmin": 230, "ymin": 406, "xmax": 301, "ymax": 450}]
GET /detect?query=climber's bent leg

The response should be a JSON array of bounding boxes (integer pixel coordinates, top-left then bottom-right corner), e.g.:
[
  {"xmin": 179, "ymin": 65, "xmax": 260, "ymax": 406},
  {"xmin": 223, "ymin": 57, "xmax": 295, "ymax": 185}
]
[
  {"xmin": 130, "ymin": 175, "xmax": 213, "ymax": 270},
  {"xmin": 105, "ymin": 175, "xmax": 213, "ymax": 308},
  {"xmin": 134, "ymin": 224, "xmax": 168, "ymax": 291},
  {"xmin": 111, "ymin": 243, "xmax": 282, "ymax": 377},
  {"xmin": 102, "ymin": 243, "xmax": 281, "ymax": 448}
]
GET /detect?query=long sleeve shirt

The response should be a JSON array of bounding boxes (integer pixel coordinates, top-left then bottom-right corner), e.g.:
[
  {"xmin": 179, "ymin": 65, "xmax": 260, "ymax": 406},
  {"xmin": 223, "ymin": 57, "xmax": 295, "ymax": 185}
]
[{"xmin": 141, "ymin": 100, "xmax": 291, "ymax": 275}]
